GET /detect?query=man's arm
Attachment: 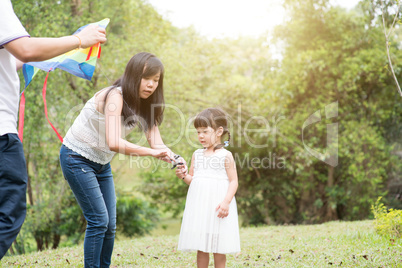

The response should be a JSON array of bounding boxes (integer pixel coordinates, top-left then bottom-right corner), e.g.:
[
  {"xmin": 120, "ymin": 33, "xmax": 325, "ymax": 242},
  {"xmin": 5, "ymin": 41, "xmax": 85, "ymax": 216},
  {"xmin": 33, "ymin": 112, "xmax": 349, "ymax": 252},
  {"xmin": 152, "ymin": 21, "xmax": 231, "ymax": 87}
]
[
  {"xmin": 4, "ymin": 24, "xmax": 106, "ymax": 63},
  {"xmin": 15, "ymin": 58, "xmax": 24, "ymax": 71}
]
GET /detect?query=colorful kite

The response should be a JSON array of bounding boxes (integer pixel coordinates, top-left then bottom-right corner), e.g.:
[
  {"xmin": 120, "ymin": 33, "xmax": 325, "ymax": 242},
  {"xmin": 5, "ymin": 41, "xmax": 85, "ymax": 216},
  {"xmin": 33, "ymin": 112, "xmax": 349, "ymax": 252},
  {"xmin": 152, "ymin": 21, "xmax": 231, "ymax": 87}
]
[{"xmin": 19, "ymin": 18, "xmax": 110, "ymax": 143}]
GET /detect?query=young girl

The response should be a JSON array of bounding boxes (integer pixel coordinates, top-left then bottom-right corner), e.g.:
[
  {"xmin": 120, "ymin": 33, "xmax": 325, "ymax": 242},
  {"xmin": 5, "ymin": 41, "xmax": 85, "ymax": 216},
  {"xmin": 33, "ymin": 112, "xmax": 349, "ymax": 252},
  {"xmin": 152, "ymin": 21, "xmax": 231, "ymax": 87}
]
[
  {"xmin": 59, "ymin": 52, "xmax": 185, "ymax": 268},
  {"xmin": 176, "ymin": 108, "xmax": 241, "ymax": 268}
]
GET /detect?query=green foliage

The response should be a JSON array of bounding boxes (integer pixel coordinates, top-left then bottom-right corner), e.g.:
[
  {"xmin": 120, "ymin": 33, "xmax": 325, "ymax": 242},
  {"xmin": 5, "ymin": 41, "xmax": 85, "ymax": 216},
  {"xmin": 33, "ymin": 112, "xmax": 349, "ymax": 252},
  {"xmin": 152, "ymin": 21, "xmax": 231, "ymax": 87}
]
[
  {"xmin": 116, "ymin": 191, "xmax": 159, "ymax": 237},
  {"xmin": 138, "ymin": 0, "xmax": 402, "ymax": 227},
  {"xmin": 372, "ymin": 197, "xmax": 402, "ymax": 239},
  {"xmin": 140, "ymin": 167, "xmax": 188, "ymax": 218},
  {"xmin": 57, "ymin": 194, "xmax": 87, "ymax": 246},
  {"xmin": 10, "ymin": 0, "xmax": 180, "ymax": 254},
  {"xmin": 8, "ymin": 0, "xmax": 402, "ymax": 255},
  {"xmin": 233, "ymin": 0, "xmax": 400, "ymax": 225}
]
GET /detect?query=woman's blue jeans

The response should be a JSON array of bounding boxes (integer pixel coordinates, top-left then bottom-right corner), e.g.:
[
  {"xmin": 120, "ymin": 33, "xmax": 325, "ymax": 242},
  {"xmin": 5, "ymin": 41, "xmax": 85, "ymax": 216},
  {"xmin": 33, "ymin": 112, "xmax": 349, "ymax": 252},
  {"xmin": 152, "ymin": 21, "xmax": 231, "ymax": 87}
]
[{"xmin": 59, "ymin": 145, "xmax": 116, "ymax": 268}]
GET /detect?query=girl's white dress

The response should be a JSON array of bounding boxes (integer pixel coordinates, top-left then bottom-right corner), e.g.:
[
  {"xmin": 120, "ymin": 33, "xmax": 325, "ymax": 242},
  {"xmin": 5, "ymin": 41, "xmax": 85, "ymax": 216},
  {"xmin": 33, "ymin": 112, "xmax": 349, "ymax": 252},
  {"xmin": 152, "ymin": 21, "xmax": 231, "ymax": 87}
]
[{"xmin": 178, "ymin": 148, "xmax": 241, "ymax": 254}]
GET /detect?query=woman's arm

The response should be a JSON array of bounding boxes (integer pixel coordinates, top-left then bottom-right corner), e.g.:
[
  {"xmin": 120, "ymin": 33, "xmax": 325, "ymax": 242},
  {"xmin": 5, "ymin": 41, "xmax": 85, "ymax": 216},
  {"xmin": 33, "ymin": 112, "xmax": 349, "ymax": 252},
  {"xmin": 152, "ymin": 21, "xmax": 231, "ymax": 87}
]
[
  {"xmin": 146, "ymin": 124, "xmax": 188, "ymax": 168},
  {"xmin": 176, "ymin": 153, "xmax": 195, "ymax": 186},
  {"xmin": 104, "ymin": 89, "xmax": 167, "ymax": 159},
  {"xmin": 146, "ymin": 125, "xmax": 168, "ymax": 150},
  {"xmin": 216, "ymin": 151, "xmax": 239, "ymax": 218},
  {"xmin": 146, "ymin": 125, "xmax": 173, "ymax": 161}
]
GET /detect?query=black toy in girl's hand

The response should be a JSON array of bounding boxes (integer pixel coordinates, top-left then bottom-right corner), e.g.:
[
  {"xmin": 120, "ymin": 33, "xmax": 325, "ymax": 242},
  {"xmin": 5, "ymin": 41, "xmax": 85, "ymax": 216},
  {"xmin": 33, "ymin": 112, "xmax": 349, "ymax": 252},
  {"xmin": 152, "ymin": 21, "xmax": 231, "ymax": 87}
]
[{"xmin": 171, "ymin": 154, "xmax": 183, "ymax": 169}]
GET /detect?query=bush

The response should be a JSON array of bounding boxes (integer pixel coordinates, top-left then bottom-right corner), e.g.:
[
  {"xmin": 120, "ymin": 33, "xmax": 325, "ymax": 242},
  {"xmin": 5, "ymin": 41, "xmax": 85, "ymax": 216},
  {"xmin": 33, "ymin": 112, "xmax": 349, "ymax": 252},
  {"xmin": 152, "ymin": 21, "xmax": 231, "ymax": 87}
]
[
  {"xmin": 372, "ymin": 197, "xmax": 402, "ymax": 239},
  {"xmin": 116, "ymin": 191, "xmax": 159, "ymax": 237}
]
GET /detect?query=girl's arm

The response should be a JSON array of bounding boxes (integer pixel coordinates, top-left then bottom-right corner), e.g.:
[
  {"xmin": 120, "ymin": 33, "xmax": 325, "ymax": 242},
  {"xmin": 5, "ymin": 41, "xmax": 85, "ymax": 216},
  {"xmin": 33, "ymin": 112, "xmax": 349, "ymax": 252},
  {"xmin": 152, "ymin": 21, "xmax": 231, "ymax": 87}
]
[
  {"xmin": 176, "ymin": 153, "xmax": 195, "ymax": 186},
  {"xmin": 216, "ymin": 151, "xmax": 239, "ymax": 218},
  {"xmin": 105, "ymin": 89, "xmax": 168, "ymax": 159}
]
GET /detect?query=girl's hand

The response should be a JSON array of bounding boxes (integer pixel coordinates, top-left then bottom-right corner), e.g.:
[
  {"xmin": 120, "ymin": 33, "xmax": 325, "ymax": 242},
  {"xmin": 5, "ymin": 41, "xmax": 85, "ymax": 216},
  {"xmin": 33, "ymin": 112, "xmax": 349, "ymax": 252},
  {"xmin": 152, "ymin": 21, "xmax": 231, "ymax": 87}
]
[
  {"xmin": 216, "ymin": 201, "xmax": 230, "ymax": 218},
  {"xmin": 176, "ymin": 155, "xmax": 188, "ymax": 175},
  {"xmin": 175, "ymin": 164, "xmax": 187, "ymax": 179}
]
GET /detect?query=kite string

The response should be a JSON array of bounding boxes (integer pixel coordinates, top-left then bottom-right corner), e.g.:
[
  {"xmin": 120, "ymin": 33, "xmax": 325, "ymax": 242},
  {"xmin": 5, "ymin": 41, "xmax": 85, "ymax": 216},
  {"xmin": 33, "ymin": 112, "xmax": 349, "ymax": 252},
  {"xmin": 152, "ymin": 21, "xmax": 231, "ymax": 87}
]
[
  {"xmin": 18, "ymin": 92, "xmax": 26, "ymax": 142},
  {"xmin": 42, "ymin": 71, "xmax": 64, "ymax": 143},
  {"xmin": 18, "ymin": 71, "xmax": 64, "ymax": 143}
]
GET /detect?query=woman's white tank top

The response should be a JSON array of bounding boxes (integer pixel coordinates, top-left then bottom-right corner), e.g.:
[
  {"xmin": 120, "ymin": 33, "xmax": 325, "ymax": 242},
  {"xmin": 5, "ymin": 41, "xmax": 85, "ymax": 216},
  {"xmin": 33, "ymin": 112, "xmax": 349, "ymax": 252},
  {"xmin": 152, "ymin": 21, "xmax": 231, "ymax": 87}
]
[{"xmin": 63, "ymin": 87, "xmax": 132, "ymax": 164}]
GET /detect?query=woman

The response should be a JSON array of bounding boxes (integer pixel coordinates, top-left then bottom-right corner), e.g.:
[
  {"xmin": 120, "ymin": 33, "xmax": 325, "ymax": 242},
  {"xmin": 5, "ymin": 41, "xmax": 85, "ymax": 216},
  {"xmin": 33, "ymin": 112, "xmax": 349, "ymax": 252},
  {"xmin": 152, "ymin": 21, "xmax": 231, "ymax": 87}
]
[{"xmin": 59, "ymin": 52, "xmax": 184, "ymax": 268}]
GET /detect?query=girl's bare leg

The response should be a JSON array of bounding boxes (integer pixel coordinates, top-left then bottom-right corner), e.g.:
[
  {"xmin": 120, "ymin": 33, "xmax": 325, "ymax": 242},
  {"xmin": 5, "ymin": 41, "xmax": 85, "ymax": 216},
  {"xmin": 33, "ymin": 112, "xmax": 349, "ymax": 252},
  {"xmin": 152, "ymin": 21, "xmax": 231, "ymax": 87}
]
[
  {"xmin": 213, "ymin": 253, "xmax": 226, "ymax": 268},
  {"xmin": 197, "ymin": 250, "xmax": 210, "ymax": 268}
]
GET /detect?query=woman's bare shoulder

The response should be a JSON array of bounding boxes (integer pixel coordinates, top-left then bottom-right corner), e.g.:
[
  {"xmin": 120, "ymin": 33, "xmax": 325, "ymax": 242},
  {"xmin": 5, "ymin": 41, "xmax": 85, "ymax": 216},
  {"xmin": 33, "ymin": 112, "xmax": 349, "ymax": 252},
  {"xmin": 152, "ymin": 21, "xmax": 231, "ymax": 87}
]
[{"xmin": 95, "ymin": 87, "xmax": 122, "ymax": 114}]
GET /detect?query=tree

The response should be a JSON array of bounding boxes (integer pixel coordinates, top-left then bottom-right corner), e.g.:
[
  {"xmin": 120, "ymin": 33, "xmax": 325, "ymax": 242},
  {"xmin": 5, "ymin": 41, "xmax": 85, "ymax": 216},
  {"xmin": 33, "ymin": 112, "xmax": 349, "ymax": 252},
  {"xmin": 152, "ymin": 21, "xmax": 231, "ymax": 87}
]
[
  {"xmin": 141, "ymin": 0, "xmax": 401, "ymax": 226},
  {"xmin": 9, "ymin": 0, "xmax": 176, "ymax": 254}
]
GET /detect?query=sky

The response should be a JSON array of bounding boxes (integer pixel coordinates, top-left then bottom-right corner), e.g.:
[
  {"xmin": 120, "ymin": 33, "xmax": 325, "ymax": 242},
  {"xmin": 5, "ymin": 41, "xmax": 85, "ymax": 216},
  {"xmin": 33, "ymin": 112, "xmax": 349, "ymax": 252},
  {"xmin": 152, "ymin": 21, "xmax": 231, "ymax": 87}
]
[{"xmin": 147, "ymin": 0, "xmax": 361, "ymax": 39}]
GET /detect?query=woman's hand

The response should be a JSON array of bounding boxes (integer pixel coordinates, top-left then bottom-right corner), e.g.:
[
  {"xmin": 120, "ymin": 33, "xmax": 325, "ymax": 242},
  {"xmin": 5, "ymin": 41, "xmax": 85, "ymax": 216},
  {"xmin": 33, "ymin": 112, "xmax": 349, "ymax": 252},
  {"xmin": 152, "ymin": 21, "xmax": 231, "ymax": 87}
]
[
  {"xmin": 156, "ymin": 150, "xmax": 175, "ymax": 163},
  {"xmin": 150, "ymin": 149, "xmax": 169, "ymax": 161},
  {"xmin": 216, "ymin": 201, "xmax": 230, "ymax": 218}
]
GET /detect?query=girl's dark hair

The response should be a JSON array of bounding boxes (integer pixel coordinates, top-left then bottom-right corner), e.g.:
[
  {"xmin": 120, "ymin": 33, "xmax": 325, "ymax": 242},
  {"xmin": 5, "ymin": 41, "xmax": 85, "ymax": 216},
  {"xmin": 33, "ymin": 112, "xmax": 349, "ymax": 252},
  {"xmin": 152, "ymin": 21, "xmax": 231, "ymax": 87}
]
[
  {"xmin": 104, "ymin": 52, "xmax": 165, "ymax": 131},
  {"xmin": 194, "ymin": 108, "xmax": 231, "ymax": 151}
]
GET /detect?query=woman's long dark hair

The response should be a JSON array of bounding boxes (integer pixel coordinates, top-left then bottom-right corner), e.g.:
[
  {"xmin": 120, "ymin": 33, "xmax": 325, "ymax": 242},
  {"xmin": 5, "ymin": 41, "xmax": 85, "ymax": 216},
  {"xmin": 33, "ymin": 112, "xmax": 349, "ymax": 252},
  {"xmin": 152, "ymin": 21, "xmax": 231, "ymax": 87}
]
[{"xmin": 104, "ymin": 52, "xmax": 165, "ymax": 131}]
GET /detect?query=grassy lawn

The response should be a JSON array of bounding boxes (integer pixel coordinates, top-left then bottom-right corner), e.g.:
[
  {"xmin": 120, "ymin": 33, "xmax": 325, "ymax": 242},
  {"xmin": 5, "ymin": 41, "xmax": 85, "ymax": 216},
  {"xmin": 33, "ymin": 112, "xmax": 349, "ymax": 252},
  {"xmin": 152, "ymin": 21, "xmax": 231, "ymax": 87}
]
[{"xmin": 1, "ymin": 220, "xmax": 401, "ymax": 267}]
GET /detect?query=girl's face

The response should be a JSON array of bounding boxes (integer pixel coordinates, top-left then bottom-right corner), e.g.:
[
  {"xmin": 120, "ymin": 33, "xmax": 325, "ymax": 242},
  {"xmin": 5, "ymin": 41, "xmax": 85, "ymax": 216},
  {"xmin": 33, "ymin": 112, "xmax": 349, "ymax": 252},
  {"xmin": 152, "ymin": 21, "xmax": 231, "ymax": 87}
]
[
  {"xmin": 139, "ymin": 72, "xmax": 160, "ymax": 99},
  {"xmin": 197, "ymin": 126, "xmax": 222, "ymax": 149}
]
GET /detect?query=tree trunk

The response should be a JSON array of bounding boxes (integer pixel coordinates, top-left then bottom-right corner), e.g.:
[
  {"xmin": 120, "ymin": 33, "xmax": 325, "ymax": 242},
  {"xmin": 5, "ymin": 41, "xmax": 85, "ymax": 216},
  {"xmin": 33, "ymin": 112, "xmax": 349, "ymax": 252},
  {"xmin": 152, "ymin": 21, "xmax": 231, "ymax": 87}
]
[
  {"xmin": 325, "ymin": 165, "xmax": 338, "ymax": 221},
  {"xmin": 25, "ymin": 151, "xmax": 34, "ymax": 206},
  {"xmin": 71, "ymin": 0, "xmax": 82, "ymax": 16},
  {"xmin": 27, "ymin": 174, "xmax": 34, "ymax": 206},
  {"xmin": 36, "ymin": 237, "xmax": 43, "ymax": 251},
  {"xmin": 8, "ymin": 244, "xmax": 15, "ymax": 255},
  {"xmin": 52, "ymin": 234, "xmax": 61, "ymax": 250},
  {"xmin": 88, "ymin": 0, "xmax": 94, "ymax": 14},
  {"xmin": 52, "ymin": 211, "xmax": 61, "ymax": 249},
  {"xmin": 273, "ymin": 195, "xmax": 292, "ymax": 223},
  {"xmin": 298, "ymin": 172, "xmax": 315, "ymax": 223}
]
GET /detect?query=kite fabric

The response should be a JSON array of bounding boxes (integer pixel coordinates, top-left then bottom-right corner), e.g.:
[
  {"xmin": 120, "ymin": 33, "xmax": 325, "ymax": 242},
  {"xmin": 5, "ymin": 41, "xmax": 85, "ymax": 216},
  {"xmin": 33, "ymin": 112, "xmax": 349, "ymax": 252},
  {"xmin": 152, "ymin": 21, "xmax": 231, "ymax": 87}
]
[
  {"xmin": 22, "ymin": 18, "xmax": 110, "ymax": 87},
  {"xmin": 18, "ymin": 18, "xmax": 110, "ymax": 143}
]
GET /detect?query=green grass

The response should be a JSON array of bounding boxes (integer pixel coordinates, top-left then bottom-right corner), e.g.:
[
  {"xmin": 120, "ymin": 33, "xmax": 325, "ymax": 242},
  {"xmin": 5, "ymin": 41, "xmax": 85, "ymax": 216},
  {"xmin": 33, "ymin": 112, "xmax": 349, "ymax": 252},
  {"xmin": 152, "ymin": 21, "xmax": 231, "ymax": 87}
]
[
  {"xmin": 149, "ymin": 217, "xmax": 182, "ymax": 237},
  {"xmin": 1, "ymin": 220, "xmax": 401, "ymax": 267}
]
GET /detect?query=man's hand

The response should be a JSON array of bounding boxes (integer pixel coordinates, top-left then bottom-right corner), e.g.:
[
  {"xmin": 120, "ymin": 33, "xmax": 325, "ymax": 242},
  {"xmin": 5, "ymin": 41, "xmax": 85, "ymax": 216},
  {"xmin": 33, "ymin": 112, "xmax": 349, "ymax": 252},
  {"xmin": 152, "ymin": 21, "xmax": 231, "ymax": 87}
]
[{"xmin": 76, "ymin": 24, "xmax": 107, "ymax": 48}]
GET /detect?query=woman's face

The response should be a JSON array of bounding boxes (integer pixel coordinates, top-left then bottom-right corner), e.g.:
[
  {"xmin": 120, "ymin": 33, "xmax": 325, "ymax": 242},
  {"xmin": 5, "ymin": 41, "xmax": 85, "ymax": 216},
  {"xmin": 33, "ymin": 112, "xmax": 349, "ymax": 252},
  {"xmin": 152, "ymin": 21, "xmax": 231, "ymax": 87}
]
[{"xmin": 139, "ymin": 72, "xmax": 160, "ymax": 99}]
